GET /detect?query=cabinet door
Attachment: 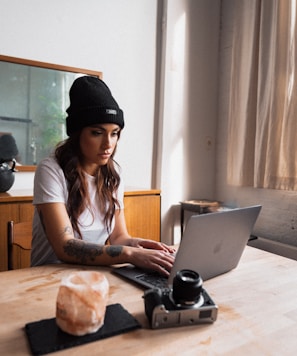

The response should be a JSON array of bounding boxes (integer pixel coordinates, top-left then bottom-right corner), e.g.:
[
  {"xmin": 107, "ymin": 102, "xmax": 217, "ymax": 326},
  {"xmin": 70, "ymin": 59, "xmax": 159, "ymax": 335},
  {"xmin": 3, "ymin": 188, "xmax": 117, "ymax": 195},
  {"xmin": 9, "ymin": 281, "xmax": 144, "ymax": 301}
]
[
  {"xmin": 124, "ymin": 195, "xmax": 160, "ymax": 241},
  {"xmin": 19, "ymin": 202, "xmax": 34, "ymax": 222},
  {"xmin": 0, "ymin": 204, "xmax": 19, "ymax": 271},
  {"xmin": 0, "ymin": 202, "xmax": 33, "ymax": 271}
]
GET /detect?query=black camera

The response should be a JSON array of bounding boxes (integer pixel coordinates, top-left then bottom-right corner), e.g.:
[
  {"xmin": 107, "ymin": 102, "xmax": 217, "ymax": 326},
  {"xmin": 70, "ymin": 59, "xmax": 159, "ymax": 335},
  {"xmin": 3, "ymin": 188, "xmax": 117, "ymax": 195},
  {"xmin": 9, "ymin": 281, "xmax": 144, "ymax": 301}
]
[{"xmin": 143, "ymin": 269, "xmax": 218, "ymax": 329}]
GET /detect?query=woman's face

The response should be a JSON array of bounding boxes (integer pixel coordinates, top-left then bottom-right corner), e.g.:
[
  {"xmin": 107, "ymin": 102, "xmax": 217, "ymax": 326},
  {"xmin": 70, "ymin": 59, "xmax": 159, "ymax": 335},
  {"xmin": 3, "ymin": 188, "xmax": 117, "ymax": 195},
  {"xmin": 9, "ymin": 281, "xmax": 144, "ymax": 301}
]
[{"xmin": 79, "ymin": 123, "xmax": 120, "ymax": 175}]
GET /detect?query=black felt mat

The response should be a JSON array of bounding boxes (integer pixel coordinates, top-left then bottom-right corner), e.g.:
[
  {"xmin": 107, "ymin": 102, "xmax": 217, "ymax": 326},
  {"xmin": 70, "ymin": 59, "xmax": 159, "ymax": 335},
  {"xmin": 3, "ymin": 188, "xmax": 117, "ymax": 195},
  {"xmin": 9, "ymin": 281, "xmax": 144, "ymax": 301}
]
[{"xmin": 25, "ymin": 303, "xmax": 141, "ymax": 356}]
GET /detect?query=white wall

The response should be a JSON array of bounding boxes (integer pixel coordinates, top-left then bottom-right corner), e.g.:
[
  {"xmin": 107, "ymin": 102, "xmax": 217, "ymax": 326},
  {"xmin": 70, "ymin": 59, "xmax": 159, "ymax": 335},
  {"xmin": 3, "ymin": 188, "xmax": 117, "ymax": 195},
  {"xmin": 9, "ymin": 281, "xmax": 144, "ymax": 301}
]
[
  {"xmin": 160, "ymin": 0, "xmax": 220, "ymax": 243},
  {"xmin": 0, "ymin": 0, "xmax": 221, "ymax": 244}
]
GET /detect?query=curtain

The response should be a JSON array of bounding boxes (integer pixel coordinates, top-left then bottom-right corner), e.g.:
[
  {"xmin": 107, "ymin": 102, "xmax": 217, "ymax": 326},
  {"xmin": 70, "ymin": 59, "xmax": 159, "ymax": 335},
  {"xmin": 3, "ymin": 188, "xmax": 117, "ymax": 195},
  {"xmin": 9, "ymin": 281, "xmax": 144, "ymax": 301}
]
[{"xmin": 227, "ymin": 0, "xmax": 297, "ymax": 190}]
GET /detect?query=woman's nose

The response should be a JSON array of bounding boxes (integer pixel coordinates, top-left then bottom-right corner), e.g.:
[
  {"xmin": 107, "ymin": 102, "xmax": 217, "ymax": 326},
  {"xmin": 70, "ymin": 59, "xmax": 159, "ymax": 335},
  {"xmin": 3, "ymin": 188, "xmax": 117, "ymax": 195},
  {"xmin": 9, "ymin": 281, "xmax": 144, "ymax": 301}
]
[{"xmin": 102, "ymin": 135, "xmax": 112, "ymax": 148}]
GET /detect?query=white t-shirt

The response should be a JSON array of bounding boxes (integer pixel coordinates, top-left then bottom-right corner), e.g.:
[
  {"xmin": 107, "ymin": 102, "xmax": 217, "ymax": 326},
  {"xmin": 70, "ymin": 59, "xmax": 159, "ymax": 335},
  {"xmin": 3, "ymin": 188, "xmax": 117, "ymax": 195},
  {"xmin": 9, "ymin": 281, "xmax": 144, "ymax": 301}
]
[{"xmin": 31, "ymin": 156, "xmax": 124, "ymax": 266}]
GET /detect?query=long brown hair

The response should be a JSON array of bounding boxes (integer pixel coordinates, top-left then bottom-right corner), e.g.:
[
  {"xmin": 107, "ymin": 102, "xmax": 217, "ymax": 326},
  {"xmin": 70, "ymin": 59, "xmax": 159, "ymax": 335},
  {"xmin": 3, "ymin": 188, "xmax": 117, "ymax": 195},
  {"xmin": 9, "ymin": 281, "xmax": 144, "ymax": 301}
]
[{"xmin": 55, "ymin": 131, "xmax": 121, "ymax": 238}]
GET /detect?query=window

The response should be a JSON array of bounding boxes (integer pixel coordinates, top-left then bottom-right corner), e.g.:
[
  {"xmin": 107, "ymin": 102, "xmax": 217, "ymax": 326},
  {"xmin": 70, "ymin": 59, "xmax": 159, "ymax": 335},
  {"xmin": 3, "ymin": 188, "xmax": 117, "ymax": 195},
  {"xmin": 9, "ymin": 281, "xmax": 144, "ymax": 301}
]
[{"xmin": 227, "ymin": 0, "xmax": 297, "ymax": 191}]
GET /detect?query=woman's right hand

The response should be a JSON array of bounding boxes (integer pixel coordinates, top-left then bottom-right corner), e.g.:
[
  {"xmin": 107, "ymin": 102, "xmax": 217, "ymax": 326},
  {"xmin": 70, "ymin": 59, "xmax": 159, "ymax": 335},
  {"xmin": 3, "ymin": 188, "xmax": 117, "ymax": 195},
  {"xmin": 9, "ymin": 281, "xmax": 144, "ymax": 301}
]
[{"xmin": 127, "ymin": 247, "xmax": 175, "ymax": 276}]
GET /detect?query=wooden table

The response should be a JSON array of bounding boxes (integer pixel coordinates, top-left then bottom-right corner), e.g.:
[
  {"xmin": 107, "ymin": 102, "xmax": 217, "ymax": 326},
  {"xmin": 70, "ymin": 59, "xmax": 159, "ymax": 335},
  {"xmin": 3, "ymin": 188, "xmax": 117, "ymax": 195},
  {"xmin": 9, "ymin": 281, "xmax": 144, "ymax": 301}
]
[{"xmin": 0, "ymin": 246, "xmax": 297, "ymax": 355}]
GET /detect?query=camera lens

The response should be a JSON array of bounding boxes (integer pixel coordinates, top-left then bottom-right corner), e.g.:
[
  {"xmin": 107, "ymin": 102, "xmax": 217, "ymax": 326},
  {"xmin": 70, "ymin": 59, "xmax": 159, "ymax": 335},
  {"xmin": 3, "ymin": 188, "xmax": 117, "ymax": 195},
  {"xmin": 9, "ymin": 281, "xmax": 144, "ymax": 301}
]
[{"xmin": 172, "ymin": 269, "xmax": 203, "ymax": 306}]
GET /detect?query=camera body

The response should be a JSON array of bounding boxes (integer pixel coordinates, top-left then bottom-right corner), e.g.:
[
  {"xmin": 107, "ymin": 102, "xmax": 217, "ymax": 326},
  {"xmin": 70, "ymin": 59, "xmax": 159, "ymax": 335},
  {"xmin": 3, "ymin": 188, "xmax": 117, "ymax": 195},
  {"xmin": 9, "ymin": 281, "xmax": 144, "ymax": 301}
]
[{"xmin": 143, "ymin": 270, "xmax": 218, "ymax": 329}]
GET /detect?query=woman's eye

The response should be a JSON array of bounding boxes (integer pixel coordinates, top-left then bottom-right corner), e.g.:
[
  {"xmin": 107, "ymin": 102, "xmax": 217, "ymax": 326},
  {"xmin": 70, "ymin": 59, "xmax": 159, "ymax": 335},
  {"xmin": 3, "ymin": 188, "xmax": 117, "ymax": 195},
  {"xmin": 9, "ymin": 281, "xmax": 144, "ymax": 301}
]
[{"xmin": 91, "ymin": 130, "xmax": 102, "ymax": 136}]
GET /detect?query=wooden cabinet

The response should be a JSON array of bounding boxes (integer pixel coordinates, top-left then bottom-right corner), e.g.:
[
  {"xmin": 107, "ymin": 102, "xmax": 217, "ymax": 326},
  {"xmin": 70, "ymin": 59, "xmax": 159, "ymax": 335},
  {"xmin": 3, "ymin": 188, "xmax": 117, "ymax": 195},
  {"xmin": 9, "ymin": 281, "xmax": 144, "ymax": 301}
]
[
  {"xmin": 124, "ymin": 189, "xmax": 161, "ymax": 241},
  {"xmin": 0, "ymin": 190, "xmax": 34, "ymax": 271},
  {"xmin": 0, "ymin": 189, "xmax": 160, "ymax": 271}
]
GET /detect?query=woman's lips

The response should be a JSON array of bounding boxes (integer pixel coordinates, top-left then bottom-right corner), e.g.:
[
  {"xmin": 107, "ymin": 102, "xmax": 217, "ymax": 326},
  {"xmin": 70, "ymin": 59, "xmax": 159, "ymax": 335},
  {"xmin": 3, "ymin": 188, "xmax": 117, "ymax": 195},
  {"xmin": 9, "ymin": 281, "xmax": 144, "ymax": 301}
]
[{"xmin": 99, "ymin": 153, "xmax": 111, "ymax": 159}]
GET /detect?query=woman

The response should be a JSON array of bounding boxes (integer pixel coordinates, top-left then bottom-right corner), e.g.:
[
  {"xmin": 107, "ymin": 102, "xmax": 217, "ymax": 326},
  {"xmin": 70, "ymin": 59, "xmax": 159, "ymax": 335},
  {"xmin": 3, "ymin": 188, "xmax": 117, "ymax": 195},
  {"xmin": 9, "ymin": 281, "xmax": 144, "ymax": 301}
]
[{"xmin": 31, "ymin": 76, "xmax": 175, "ymax": 276}]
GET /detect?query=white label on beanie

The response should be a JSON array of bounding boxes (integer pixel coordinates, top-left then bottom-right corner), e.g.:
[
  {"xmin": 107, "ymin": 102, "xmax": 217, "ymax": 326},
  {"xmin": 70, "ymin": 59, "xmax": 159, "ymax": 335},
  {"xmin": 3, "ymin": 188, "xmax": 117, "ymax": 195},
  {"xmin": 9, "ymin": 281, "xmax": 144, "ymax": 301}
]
[{"xmin": 106, "ymin": 109, "xmax": 117, "ymax": 115}]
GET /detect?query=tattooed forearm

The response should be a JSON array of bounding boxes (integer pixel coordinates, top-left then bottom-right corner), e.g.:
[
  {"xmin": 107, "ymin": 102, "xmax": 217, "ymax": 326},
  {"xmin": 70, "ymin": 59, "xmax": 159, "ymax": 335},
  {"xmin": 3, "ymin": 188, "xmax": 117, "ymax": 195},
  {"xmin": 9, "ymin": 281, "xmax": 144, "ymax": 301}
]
[
  {"xmin": 106, "ymin": 245, "xmax": 123, "ymax": 257},
  {"xmin": 63, "ymin": 240, "xmax": 124, "ymax": 264},
  {"xmin": 64, "ymin": 239, "xmax": 104, "ymax": 263}
]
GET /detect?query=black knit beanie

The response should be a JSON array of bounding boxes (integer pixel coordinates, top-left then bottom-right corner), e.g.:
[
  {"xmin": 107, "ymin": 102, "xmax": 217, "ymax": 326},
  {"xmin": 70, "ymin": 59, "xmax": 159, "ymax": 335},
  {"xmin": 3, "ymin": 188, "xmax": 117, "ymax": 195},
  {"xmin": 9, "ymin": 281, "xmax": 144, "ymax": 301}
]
[{"xmin": 66, "ymin": 76, "xmax": 124, "ymax": 136}]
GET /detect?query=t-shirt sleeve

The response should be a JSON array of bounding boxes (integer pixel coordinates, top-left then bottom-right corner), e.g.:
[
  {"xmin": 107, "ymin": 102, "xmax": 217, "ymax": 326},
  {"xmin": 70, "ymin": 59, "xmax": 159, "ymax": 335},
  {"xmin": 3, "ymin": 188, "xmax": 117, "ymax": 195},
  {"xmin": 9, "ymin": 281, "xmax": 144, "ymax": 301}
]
[{"xmin": 33, "ymin": 157, "xmax": 68, "ymax": 205}]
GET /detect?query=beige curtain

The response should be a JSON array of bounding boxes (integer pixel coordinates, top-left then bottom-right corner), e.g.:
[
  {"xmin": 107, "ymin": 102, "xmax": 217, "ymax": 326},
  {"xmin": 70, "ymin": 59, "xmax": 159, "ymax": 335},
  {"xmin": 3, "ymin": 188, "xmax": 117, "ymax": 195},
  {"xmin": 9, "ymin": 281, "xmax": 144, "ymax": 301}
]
[{"xmin": 228, "ymin": 0, "xmax": 297, "ymax": 190}]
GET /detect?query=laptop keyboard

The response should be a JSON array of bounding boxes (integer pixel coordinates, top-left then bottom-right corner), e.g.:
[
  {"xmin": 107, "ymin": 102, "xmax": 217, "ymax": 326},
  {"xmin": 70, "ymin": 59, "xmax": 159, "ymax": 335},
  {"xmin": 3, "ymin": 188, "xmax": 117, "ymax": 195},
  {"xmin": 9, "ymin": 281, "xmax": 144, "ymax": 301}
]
[{"xmin": 137, "ymin": 272, "xmax": 168, "ymax": 289}]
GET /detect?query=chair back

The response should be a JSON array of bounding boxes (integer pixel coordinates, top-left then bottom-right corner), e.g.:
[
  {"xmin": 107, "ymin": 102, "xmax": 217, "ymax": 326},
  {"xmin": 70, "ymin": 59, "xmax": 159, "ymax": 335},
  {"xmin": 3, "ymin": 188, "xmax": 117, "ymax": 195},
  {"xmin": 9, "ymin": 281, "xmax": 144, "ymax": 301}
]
[{"xmin": 7, "ymin": 221, "xmax": 32, "ymax": 270}]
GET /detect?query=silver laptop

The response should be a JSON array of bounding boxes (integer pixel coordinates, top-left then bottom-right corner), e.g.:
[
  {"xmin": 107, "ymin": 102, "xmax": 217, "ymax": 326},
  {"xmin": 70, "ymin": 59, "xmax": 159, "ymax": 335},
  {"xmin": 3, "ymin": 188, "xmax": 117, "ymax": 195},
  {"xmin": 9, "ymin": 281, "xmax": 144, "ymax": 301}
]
[{"xmin": 113, "ymin": 205, "xmax": 262, "ymax": 289}]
